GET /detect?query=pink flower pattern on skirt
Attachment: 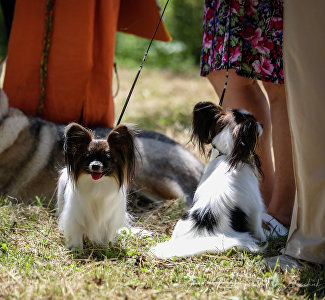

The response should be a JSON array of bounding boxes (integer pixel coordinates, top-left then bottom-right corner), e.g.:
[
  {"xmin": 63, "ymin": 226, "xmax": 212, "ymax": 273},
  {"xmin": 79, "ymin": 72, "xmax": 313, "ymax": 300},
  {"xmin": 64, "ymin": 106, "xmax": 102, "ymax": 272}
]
[{"xmin": 200, "ymin": 0, "xmax": 284, "ymax": 84}]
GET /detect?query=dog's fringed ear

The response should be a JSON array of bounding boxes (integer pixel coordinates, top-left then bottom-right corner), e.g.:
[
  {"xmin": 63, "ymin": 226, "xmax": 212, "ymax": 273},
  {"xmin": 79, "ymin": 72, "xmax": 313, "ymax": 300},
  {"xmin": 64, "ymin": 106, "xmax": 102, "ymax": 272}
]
[
  {"xmin": 228, "ymin": 119, "xmax": 261, "ymax": 172},
  {"xmin": 107, "ymin": 124, "xmax": 136, "ymax": 188},
  {"xmin": 64, "ymin": 123, "xmax": 93, "ymax": 180},
  {"xmin": 64, "ymin": 123, "xmax": 92, "ymax": 164},
  {"xmin": 64, "ymin": 123, "xmax": 92, "ymax": 155},
  {"xmin": 190, "ymin": 101, "xmax": 224, "ymax": 155}
]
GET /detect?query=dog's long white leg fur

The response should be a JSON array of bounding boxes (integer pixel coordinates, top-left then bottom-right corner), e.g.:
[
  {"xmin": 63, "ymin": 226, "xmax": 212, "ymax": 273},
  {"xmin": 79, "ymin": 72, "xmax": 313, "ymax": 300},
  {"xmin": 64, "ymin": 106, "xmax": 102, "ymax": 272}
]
[
  {"xmin": 252, "ymin": 211, "xmax": 266, "ymax": 242},
  {"xmin": 66, "ymin": 225, "xmax": 84, "ymax": 250}
]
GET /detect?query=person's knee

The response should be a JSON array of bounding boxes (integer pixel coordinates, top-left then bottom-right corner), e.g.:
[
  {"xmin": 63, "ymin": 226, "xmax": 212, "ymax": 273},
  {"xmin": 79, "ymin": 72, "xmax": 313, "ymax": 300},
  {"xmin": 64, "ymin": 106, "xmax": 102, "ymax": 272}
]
[
  {"xmin": 207, "ymin": 69, "xmax": 255, "ymax": 96},
  {"xmin": 263, "ymin": 81, "xmax": 285, "ymax": 104},
  {"xmin": 207, "ymin": 70, "xmax": 228, "ymax": 95}
]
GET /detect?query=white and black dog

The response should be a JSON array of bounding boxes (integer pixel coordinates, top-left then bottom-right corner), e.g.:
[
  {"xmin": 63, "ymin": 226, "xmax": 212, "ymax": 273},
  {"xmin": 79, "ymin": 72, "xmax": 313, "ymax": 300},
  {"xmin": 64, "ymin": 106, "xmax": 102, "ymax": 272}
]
[
  {"xmin": 57, "ymin": 123, "xmax": 136, "ymax": 249},
  {"xmin": 151, "ymin": 101, "xmax": 267, "ymax": 258}
]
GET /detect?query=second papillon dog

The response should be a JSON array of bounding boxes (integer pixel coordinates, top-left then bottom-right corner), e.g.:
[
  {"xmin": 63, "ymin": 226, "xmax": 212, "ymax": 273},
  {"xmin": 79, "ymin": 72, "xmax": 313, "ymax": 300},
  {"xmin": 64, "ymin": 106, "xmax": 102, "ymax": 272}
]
[
  {"xmin": 151, "ymin": 101, "xmax": 267, "ymax": 258},
  {"xmin": 57, "ymin": 122, "xmax": 136, "ymax": 249}
]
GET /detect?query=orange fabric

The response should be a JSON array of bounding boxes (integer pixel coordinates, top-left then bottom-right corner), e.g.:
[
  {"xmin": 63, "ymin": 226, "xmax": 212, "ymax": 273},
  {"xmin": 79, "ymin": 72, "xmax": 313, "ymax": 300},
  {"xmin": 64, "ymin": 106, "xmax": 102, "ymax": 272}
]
[
  {"xmin": 4, "ymin": 0, "xmax": 170, "ymax": 127},
  {"xmin": 4, "ymin": 0, "xmax": 46, "ymax": 119},
  {"xmin": 118, "ymin": 0, "xmax": 172, "ymax": 42},
  {"xmin": 5, "ymin": 0, "xmax": 120, "ymax": 127}
]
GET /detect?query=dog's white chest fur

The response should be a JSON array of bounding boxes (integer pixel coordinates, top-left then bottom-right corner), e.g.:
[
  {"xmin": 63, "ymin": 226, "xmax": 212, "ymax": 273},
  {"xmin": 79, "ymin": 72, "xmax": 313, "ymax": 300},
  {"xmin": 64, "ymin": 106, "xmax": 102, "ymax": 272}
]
[
  {"xmin": 196, "ymin": 157, "xmax": 261, "ymax": 212},
  {"xmin": 58, "ymin": 168, "xmax": 127, "ymax": 249}
]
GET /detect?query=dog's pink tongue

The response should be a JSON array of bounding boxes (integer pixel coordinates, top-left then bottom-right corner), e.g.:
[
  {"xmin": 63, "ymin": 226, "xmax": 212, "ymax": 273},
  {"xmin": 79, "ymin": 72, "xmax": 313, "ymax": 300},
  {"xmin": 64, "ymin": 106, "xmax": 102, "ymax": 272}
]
[{"xmin": 91, "ymin": 172, "xmax": 102, "ymax": 180}]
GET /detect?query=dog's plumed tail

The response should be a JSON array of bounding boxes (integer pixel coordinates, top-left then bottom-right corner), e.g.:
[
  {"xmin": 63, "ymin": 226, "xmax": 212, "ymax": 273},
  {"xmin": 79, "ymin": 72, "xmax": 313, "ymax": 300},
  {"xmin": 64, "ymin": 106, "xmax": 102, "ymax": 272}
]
[{"xmin": 150, "ymin": 234, "xmax": 264, "ymax": 259}]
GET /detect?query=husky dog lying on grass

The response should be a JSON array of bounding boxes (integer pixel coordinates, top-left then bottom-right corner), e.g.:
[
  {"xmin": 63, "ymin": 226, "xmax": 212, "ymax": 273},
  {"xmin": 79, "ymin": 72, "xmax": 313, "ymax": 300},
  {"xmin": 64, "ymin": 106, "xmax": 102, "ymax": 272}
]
[{"xmin": 0, "ymin": 72, "xmax": 203, "ymax": 207}]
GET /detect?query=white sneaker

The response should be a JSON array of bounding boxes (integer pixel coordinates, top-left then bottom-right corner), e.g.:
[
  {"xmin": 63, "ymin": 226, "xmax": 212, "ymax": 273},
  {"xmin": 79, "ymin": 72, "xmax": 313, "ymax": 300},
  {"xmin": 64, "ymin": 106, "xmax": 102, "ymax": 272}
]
[{"xmin": 262, "ymin": 213, "xmax": 288, "ymax": 237}]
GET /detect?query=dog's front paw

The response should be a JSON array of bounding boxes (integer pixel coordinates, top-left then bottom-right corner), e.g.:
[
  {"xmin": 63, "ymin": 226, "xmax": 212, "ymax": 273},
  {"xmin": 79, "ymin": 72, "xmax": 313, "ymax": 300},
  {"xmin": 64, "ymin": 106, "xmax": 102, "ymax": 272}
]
[
  {"xmin": 67, "ymin": 235, "xmax": 83, "ymax": 250},
  {"xmin": 67, "ymin": 242, "xmax": 83, "ymax": 250}
]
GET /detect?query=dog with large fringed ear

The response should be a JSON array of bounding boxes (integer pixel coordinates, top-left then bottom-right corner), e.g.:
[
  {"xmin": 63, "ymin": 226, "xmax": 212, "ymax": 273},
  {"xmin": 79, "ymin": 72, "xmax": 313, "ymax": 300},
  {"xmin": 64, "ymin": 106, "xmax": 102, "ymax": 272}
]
[
  {"xmin": 151, "ymin": 101, "xmax": 267, "ymax": 259},
  {"xmin": 57, "ymin": 122, "xmax": 138, "ymax": 249}
]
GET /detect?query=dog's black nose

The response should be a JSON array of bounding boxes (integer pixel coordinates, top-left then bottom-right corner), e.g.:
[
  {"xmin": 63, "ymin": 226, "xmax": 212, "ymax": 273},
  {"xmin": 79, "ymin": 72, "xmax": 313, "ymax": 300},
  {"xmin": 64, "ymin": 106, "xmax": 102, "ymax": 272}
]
[
  {"xmin": 89, "ymin": 161, "xmax": 103, "ymax": 171},
  {"xmin": 92, "ymin": 164, "xmax": 100, "ymax": 171}
]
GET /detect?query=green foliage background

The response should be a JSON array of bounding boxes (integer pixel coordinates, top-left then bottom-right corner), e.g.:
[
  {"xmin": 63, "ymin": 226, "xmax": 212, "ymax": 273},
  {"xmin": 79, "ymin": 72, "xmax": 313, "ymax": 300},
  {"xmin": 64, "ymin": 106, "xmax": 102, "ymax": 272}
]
[{"xmin": 115, "ymin": 0, "xmax": 204, "ymax": 72}]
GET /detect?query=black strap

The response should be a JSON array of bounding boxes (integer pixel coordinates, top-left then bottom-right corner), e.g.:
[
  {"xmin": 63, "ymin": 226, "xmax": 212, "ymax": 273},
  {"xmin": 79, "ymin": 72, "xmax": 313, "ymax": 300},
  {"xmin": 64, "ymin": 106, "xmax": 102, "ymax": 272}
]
[
  {"xmin": 116, "ymin": 0, "xmax": 170, "ymax": 126},
  {"xmin": 219, "ymin": 0, "xmax": 232, "ymax": 107},
  {"xmin": 113, "ymin": 61, "xmax": 119, "ymax": 98}
]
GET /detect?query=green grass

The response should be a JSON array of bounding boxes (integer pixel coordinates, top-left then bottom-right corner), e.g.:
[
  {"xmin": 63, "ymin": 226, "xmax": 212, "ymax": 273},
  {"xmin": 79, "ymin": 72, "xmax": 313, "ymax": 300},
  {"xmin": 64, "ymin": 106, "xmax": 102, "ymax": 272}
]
[{"xmin": 1, "ymin": 196, "xmax": 324, "ymax": 299}]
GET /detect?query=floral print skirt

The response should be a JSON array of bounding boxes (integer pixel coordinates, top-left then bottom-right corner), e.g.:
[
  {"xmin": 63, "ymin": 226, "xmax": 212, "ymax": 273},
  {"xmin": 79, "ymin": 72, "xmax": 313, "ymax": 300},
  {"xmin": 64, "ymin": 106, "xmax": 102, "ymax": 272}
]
[{"xmin": 200, "ymin": 0, "xmax": 284, "ymax": 84}]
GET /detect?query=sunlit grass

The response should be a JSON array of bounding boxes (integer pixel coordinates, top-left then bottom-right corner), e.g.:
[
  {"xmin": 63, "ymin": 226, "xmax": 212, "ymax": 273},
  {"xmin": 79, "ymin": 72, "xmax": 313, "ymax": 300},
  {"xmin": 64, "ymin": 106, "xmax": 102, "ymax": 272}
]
[
  {"xmin": 1, "ymin": 68, "xmax": 324, "ymax": 299},
  {"xmin": 1, "ymin": 195, "xmax": 324, "ymax": 299}
]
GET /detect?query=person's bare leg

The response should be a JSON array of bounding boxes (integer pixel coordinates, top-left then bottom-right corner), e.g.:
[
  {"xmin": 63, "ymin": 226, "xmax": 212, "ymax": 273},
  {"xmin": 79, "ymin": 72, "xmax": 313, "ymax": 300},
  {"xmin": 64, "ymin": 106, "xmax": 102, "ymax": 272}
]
[
  {"xmin": 263, "ymin": 82, "xmax": 295, "ymax": 227},
  {"xmin": 207, "ymin": 69, "xmax": 274, "ymax": 206}
]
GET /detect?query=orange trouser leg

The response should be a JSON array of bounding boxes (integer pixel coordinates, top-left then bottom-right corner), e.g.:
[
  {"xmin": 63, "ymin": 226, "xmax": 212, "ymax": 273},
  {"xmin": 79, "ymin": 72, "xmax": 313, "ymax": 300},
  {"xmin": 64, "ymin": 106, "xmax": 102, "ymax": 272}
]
[{"xmin": 4, "ymin": 0, "xmax": 119, "ymax": 127}]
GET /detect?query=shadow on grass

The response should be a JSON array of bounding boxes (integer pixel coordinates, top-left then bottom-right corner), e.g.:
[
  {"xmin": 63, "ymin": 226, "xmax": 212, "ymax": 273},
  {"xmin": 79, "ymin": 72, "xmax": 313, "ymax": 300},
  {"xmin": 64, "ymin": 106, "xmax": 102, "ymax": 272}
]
[
  {"xmin": 297, "ymin": 264, "xmax": 325, "ymax": 299},
  {"xmin": 263, "ymin": 234, "xmax": 288, "ymax": 258},
  {"xmin": 71, "ymin": 241, "xmax": 130, "ymax": 262},
  {"xmin": 262, "ymin": 232, "xmax": 324, "ymax": 299}
]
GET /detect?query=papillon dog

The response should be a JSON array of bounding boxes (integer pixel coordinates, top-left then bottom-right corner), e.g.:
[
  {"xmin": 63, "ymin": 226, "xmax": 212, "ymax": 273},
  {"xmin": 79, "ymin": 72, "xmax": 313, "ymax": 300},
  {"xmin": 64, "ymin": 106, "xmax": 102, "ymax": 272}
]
[
  {"xmin": 151, "ymin": 101, "xmax": 267, "ymax": 258},
  {"xmin": 57, "ymin": 122, "xmax": 136, "ymax": 249}
]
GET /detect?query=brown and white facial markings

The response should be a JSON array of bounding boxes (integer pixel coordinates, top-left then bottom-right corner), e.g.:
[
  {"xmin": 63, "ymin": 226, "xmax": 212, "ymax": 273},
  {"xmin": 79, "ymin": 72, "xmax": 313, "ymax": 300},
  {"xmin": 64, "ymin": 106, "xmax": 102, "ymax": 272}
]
[
  {"xmin": 82, "ymin": 139, "xmax": 116, "ymax": 181},
  {"xmin": 64, "ymin": 123, "xmax": 136, "ymax": 189}
]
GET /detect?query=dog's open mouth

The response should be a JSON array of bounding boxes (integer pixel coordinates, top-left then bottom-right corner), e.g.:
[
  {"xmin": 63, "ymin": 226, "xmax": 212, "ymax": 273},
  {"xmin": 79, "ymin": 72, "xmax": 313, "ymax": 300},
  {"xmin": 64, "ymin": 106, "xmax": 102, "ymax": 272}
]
[{"xmin": 90, "ymin": 172, "xmax": 103, "ymax": 180}]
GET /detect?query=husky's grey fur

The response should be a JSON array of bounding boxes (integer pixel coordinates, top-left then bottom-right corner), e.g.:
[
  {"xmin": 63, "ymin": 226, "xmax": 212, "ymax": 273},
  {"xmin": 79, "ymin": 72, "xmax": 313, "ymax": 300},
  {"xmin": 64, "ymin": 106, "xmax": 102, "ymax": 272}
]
[{"xmin": 0, "ymin": 65, "xmax": 203, "ymax": 206}]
